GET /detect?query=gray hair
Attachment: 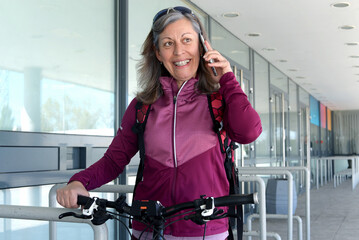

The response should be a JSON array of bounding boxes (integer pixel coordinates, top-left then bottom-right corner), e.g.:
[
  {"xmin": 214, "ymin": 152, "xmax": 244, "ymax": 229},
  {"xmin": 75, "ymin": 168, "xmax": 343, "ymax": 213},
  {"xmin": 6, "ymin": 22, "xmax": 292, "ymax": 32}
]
[
  {"xmin": 136, "ymin": 10, "xmax": 218, "ymax": 104},
  {"xmin": 152, "ymin": 13, "xmax": 202, "ymax": 50}
]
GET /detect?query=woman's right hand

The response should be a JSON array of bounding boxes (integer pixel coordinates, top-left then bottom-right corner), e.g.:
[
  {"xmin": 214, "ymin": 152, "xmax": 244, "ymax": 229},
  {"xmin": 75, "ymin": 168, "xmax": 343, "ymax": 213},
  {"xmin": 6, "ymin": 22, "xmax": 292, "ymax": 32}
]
[{"xmin": 56, "ymin": 181, "xmax": 89, "ymax": 208}]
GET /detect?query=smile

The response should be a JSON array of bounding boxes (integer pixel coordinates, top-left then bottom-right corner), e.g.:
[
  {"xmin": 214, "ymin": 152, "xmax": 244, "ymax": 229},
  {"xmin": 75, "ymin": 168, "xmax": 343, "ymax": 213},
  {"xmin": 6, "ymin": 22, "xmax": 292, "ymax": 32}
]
[{"xmin": 174, "ymin": 60, "xmax": 190, "ymax": 66}]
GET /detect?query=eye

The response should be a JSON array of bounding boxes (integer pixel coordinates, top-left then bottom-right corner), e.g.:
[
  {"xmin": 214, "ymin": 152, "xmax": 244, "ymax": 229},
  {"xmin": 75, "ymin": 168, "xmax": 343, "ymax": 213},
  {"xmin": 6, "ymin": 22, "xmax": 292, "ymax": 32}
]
[
  {"xmin": 163, "ymin": 41, "xmax": 173, "ymax": 47},
  {"xmin": 183, "ymin": 38, "xmax": 192, "ymax": 43}
]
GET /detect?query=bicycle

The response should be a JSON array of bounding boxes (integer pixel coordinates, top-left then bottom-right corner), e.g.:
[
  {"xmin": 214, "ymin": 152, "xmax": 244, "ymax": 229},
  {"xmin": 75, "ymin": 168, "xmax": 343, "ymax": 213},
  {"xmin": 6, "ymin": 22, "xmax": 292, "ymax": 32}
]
[{"xmin": 59, "ymin": 193, "xmax": 258, "ymax": 240}]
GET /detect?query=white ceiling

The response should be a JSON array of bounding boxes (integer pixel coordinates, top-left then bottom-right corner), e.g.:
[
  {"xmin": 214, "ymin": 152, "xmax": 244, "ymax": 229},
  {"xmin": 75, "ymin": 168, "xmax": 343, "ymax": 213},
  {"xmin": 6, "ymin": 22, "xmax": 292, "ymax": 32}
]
[{"xmin": 190, "ymin": 0, "xmax": 359, "ymax": 111}]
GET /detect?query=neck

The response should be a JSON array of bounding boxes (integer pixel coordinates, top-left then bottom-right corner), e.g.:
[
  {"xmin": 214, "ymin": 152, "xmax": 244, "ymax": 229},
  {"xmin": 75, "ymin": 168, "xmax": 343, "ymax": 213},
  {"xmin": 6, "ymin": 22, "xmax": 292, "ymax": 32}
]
[{"xmin": 176, "ymin": 80, "xmax": 187, "ymax": 89}]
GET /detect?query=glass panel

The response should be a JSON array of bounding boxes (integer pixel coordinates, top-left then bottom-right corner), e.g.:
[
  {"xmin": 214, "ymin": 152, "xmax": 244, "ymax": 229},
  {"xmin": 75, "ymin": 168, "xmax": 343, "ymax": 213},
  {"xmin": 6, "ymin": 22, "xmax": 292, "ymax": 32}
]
[
  {"xmin": 310, "ymin": 96, "xmax": 320, "ymax": 126},
  {"xmin": 270, "ymin": 92, "xmax": 284, "ymax": 166},
  {"xmin": 0, "ymin": 185, "xmax": 116, "ymax": 239},
  {"xmin": 299, "ymin": 87, "xmax": 309, "ymax": 106},
  {"xmin": 270, "ymin": 65, "xmax": 288, "ymax": 93},
  {"xmin": 288, "ymin": 80, "xmax": 299, "ymax": 159},
  {"xmin": 310, "ymin": 96, "xmax": 321, "ymax": 157},
  {"xmin": 0, "ymin": 0, "xmax": 115, "ymax": 136},
  {"xmin": 311, "ymin": 124, "xmax": 320, "ymax": 156},
  {"xmin": 210, "ymin": 20, "xmax": 250, "ymax": 69},
  {"xmin": 253, "ymin": 53, "xmax": 270, "ymax": 160},
  {"xmin": 128, "ymin": 0, "xmax": 208, "ymax": 102}
]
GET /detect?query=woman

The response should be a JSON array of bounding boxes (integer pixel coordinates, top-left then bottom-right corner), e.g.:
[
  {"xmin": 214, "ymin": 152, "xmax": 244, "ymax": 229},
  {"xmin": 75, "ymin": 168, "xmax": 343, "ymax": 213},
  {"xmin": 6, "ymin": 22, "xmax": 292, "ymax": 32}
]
[{"xmin": 57, "ymin": 6, "xmax": 262, "ymax": 240}]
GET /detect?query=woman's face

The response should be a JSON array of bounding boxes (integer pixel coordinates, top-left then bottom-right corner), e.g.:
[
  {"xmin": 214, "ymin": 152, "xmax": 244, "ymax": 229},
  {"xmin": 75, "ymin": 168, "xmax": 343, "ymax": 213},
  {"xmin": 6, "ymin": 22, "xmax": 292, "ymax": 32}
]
[{"xmin": 155, "ymin": 18, "xmax": 200, "ymax": 87}]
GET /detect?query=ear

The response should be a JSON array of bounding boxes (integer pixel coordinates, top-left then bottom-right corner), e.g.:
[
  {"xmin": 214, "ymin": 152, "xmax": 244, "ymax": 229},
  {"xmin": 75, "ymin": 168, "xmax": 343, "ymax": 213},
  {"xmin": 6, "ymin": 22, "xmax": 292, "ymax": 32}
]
[{"xmin": 155, "ymin": 46, "xmax": 162, "ymax": 62}]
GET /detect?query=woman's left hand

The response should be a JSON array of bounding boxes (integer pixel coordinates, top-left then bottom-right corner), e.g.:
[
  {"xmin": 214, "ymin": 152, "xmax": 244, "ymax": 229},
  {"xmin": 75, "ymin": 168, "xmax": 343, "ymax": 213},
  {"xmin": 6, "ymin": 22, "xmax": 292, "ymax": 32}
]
[{"xmin": 202, "ymin": 40, "xmax": 233, "ymax": 83}]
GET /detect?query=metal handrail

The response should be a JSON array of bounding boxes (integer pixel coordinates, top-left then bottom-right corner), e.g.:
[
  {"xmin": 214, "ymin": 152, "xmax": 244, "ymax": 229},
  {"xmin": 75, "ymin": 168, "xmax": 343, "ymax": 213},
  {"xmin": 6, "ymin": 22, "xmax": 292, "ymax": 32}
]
[
  {"xmin": 49, "ymin": 183, "xmax": 134, "ymax": 240},
  {"xmin": 243, "ymin": 231, "xmax": 282, "ymax": 240},
  {"xmin": 239, "ymin": 166, "xmax": 310, "ymax": 240},
  {"xmin": 248, "ymin": 213, "xmax": 303, "ymax": 240},
  {"xmin": 317, "ymin": 156, "xmax": 359, "ymax": 190},
  {"xmin": 239, "ymin": 168, "xmax": 294, "ymax": 240},
  {"xmin": 238, "ymin": 176, "xmax": 266, "ymax": 240},
  {"xmin": 0, "ymin": 204, "xmax": 108, "ymax": 240}
]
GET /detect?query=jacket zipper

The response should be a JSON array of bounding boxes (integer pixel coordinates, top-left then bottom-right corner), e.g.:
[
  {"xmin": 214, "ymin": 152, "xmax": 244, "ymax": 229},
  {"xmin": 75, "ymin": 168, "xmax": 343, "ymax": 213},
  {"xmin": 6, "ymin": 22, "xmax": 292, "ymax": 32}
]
[
  {"xmin": 172, "ymin": 81, "xmax": 187, "ymax": 168},
  {"xmin": 170, "ymin": 81, "xmax": 187, "ymax": 209}
]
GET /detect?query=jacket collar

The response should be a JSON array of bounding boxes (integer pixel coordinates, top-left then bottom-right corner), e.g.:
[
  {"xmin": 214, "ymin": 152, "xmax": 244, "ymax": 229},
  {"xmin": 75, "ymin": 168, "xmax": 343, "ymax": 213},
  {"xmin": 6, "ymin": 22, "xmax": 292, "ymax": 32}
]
[{"xmin": 159, "ymin": 76, "xmax": 199, "ymax": 96}]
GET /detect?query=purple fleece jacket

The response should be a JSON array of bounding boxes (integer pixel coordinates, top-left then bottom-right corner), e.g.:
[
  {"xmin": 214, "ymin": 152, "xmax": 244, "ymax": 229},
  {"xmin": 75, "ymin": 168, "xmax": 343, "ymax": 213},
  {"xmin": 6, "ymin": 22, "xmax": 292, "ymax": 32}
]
[{"xmin": 69, "ymin": 72, "xmax": 262, "ymax": 237}]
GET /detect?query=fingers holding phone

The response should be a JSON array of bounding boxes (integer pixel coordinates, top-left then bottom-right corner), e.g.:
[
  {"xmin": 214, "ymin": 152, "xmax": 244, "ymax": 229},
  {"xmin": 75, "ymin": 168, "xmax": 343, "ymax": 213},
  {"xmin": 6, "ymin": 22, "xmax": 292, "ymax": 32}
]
[{"xmin": 199, "ymin": 34, "xmax": 232, "ymax": 81}]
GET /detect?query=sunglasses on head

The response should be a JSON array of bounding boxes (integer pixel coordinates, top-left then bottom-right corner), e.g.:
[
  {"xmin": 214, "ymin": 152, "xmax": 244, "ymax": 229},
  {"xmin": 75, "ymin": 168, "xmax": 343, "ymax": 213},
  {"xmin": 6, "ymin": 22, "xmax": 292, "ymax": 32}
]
[{"xmin": 153, "ymin": 6, "xmax": 195, "ymax": 24}]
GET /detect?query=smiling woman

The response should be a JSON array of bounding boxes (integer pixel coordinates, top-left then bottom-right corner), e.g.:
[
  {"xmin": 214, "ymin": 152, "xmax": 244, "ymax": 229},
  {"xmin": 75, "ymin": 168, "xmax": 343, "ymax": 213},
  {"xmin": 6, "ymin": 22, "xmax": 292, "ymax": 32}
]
[
  {"xmin": 155, "ymin": 18, "xmax": 201, "ymax": 87},
  {"xmin": 56, "ymin": 5, "xmax": 262, "ymax": 240}
]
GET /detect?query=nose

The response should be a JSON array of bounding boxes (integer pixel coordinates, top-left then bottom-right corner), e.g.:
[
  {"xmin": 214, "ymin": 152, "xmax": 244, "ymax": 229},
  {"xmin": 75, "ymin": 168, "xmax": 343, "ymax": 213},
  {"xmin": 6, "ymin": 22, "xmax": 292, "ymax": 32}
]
[{"xmin": 173, "ymin": 43, "xmax": 184, "ymax": 55}]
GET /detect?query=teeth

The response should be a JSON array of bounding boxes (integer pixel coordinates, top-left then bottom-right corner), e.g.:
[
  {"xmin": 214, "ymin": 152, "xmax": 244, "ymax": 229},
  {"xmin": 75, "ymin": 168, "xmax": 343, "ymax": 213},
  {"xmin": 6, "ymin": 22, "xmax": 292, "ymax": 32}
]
[{"xmin": 174, "ymin": 60, "xmax": 190, "ymax": 66}]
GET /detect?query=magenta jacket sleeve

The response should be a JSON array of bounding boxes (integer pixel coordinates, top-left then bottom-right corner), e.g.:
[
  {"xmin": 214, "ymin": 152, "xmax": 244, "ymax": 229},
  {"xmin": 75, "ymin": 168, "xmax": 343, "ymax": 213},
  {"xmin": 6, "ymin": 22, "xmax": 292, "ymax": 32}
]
[
  {"xmin": 219, "ymin": 72, "xmax": 262, "ymax": 144},
  {"xmin": 68, "ymin": 99, "xmax": 139, "ymax": 190}
]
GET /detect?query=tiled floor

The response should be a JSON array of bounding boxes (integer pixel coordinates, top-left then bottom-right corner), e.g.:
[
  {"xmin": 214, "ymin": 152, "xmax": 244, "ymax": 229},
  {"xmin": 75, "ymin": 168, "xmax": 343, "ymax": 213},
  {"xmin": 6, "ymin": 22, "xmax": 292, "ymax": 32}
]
[{"xmin": 245, "ymin": 178, "xmax": 359, "ymax": 240}]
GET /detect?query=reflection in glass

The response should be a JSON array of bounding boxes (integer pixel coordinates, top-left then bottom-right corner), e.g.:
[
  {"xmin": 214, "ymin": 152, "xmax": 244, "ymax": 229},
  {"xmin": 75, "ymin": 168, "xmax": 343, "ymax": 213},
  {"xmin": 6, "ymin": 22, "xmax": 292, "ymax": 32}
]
[
  {"xmin": 254, "ymin": 53, "xmax": 270, "ymax": 160},
  {"xmin": 270, "ymin": 65, "xmax": 288, "ymax": 93},
  {"xmin": 210, "ymin": 20, "xmax": 249, "ymax": 69},
  {"xmin": 0, "ymin": 69, "xmax": 114, "ymax": 135},
  {"xmin": 288, "ymin": 80, "xmax": 299, "ymax": 160},
  {"xmin": 299, "ymin": 87, "xmax": 309, "ymax": 106},
  {"xmin": 0, "ymin": 0, "xmax": 115, "ymax": 136}
]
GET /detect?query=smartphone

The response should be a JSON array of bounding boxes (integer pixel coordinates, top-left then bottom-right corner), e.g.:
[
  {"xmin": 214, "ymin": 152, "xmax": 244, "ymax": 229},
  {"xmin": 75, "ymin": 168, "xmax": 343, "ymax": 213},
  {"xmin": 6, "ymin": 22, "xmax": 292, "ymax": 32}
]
[{"xmin": 199, "ymin": 33, "xmax": 218, "ymax": 76}]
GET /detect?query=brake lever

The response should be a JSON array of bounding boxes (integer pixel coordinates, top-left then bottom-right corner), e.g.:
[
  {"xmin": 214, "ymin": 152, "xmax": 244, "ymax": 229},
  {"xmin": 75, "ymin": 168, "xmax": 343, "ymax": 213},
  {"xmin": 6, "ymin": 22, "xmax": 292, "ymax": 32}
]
[{"xmin": 59, "ymin": 211, "xmax": 92, "ymax": 220}]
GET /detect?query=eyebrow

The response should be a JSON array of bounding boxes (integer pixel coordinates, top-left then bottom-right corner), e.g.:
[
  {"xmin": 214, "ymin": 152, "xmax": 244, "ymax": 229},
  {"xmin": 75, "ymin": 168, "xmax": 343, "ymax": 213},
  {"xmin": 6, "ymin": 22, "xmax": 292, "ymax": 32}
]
[{"xmin": 159, "ymin": 32, "xmax": 194, "ymax": 41}]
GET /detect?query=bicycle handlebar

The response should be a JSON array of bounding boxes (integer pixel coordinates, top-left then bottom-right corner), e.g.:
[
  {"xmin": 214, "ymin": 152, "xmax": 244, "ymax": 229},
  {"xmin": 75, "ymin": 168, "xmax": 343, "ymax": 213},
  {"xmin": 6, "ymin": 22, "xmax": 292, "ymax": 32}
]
[
  {"xmin": 76, "ymin": 193, "xmax": 258, "ymax": 218},
  {"xmin": 162, "ymin": 193, "xmax": 258, "ymax": 217},
  {"xmin": 60, "ymin": 193, "xmax": 258, "ymax": 239}
]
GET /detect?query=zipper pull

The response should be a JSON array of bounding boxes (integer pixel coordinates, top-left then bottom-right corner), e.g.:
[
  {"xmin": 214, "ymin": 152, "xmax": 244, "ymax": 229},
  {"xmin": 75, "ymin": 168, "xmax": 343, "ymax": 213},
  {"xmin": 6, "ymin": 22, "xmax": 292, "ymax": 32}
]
[{"xmin": 173, "ymin": 96, "xmax": 177, "ymax": 104}]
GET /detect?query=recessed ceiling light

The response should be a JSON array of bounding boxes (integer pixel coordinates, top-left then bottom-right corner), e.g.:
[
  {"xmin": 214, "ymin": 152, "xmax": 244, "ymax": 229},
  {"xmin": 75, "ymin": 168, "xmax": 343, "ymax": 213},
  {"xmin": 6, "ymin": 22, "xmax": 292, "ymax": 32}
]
[
  {"xmin": 339, "ymin": 25, "xmax": 355, "ymax": 30},
  {"xmin": 230, "ymin": 50, "xmax": 240, "ymax": 54},
  {"xmin": 296, "ymin": 76, "xmax": 306, "ymax": 79},
  {"xmin": 247, "ymin": 33, "xmax": 261, "ymax": 37},
  {"xmin": 262, "ymin": 48, "xmax": 276, "ymax": 51},
  {"xmin": 278, "ymin": 59, "xmax": 288, "ymax": 63},
  {"xmin": 331, "ymin": 2, "xmax": 350, "ymax": 8},
  {"xmin": 345, "ymin": 42, "xmax": 359, "ymax": 46},
  {"xmin": 211, "ymin": 36, "xmax": 225, "ymax": 40},
  {"xmin": 222, "ymin": 12, "xmax": 240, "ymax": 18},
  {"xmin": 288, "ymin": 69, "xmax": 298, "ymax": 72}
]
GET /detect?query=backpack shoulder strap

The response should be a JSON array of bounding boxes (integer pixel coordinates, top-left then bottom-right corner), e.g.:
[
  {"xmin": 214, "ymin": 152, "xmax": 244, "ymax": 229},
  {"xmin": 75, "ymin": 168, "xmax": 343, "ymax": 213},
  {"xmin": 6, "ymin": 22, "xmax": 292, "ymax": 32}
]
[
  {"xmin": 131, "ymin": 101, "xmax": 151, "ymax": 194},
  {"xmin": 207, "ymin": 92, "xmax": 227, "ymax": 153},
  {"xmin": 207, "ymin": 92, "xmax": 243, "ymax": 240}
]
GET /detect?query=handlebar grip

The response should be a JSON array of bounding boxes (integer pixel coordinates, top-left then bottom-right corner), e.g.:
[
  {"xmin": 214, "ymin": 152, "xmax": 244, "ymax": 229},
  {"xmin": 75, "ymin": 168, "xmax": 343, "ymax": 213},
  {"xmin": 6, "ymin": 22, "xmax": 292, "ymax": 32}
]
[
  {"xmin": 77, "ymin": 195, "xmax": 91, "ymax": 206},
  {"xmin": 214, "ymin": 193, "xmax": 258, "ymax": 207}
]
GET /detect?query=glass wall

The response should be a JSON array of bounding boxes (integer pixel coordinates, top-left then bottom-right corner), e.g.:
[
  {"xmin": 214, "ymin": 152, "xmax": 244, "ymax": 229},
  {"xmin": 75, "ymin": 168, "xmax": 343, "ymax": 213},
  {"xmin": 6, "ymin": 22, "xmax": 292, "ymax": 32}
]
[
  {"xmin": 288, "ymin": 80, "xmax": 299, "ymax": 161},
  {"xmin": 0, "ymin": 0, "xmax": 115, "ymax": 136},
  {"xmin": 254, "ymin": 53, "xmax": 270, "ymax": 163},
  {"xmin": 310, "ymin": 96, "xmax": 320, "ymax": 156},
  {"xmin": 0, "ymin": 0, "xmax": 117, "ymax": 239},
  {"xmin": 210, "ymin": 21, "xmax": 250, "ymax": 69},
  {"xmin": 270, "ymin": 65, "xmax": 288, "ymax": 93},
  {"xmin": 320, "ymin": 103, "xmax": 328, "ymax": 156},
  {"xmin": 298, "ymin": 86, "xmax": 310, "ymax": 161}
]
